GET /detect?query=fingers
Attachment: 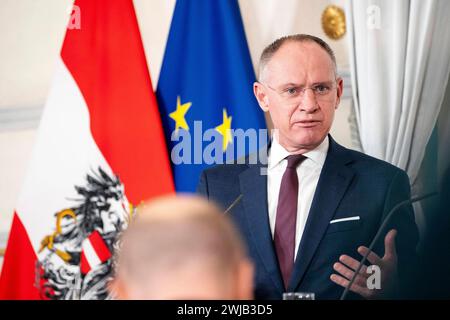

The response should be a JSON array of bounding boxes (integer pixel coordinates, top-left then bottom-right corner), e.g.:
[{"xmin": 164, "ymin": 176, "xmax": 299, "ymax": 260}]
[
  {"xmin": 332, "ymin": 234, "xmax": 398, "ymax": 299},
  {"xmin": 338, "ymin": 255, "xmax": 368, "ymax": 274},
  {"xmin": 358, "ymin": 246, "xmax": 382, "ymax": 265},
  {"xmin": 330, "ymin": 274, "xmax": 370, "ymax": 298},
  {"xmin": 384, "ymin": 229, "xmax": 397, "ymax": 259},
  {"xmin": 333, "ymin": 262, "xmax": 367, "ymax": 287}
]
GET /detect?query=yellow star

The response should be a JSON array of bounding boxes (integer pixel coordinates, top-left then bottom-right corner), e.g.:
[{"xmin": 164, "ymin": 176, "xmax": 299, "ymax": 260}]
[
  {"xmin": 215, "ymin": 108, "xmax": 233, "ymax": 151},
  {"xmin": 169, "ymin": 96, "xmax": 192, "ymax": 133}
]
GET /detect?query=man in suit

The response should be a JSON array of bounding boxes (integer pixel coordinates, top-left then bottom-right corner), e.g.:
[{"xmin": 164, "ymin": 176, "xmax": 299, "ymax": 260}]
[{"xmin": 197, "ymin": 34, "xmax": 418, "ymax": 299}]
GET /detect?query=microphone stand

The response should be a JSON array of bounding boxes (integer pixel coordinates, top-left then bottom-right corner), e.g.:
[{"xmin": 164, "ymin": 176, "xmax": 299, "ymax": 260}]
[{"xmin": 224, "ymin": 194, "xmax": 243, "ymax": 214}]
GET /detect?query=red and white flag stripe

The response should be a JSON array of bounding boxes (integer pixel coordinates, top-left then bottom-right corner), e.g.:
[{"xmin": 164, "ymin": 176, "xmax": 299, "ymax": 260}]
[{"xmin": 80, "ymin": 231, "xmax": 112, "ymax": 275}]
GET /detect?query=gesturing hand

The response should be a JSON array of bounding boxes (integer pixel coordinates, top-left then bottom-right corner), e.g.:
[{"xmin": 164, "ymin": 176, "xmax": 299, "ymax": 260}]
[{"xmin": 330, "ymin": 229, "xmax": 399, "ymax": 299}]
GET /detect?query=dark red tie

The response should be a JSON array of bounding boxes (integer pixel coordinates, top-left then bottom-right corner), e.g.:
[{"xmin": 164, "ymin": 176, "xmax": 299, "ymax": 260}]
[{"xmin": 274, "ymin": 154, "xmax": 306, "ymax": 289}]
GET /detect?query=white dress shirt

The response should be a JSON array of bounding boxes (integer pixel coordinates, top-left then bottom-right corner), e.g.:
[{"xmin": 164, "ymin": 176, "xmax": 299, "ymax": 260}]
[{"xmin": 267, "ymin": 136, "xmax": 329, "ymax": 260}]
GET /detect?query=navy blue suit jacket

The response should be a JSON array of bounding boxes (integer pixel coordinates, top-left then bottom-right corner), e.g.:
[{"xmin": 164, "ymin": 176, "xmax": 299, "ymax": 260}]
[{"xmin": 197, "ymin": 136, "xmax": 419, "ymax": 299}]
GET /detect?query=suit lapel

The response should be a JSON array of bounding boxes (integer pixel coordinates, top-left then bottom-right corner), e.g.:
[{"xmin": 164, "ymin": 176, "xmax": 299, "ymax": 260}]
[
  {"xmin": 239, "ymin": 162, "xmax": 285, "ymax": 294},
  {"xmin": 288, "ymin": 137, "xmax": 355, "ymax": 292}
]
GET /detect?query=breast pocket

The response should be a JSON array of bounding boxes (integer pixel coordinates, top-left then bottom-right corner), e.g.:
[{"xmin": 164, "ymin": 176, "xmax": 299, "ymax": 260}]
[{"xmin": 325, "ymin": 216, "xmax": 362, "ymax": 234}]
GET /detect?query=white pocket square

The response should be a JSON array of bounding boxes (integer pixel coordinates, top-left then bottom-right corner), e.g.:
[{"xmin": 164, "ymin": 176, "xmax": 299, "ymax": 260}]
[{"xmin": 329, "ymin": 216, "xmax": 360, "ymax": 224}]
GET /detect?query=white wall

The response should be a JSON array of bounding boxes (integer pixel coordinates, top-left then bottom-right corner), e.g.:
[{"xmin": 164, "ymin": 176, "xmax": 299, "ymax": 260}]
[{"xmin": 0, "ymin": 0, "xmax": 354, "ymax": 256}]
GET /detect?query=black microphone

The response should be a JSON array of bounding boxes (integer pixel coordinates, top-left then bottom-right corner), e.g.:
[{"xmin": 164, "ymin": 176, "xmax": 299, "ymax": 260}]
[
  {"xmin": 340, "ymin": 191, "xmax": 438, "ymax": 300},
  {"xmin": 224, "ymin": 194, "xmax": 243, "ymax": 214}
]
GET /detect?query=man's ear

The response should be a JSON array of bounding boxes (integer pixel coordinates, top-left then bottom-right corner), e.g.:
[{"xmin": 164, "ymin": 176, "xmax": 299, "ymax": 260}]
[
  {"xmin": 335, "ymin": 77, "xmax": 344, "ymax": 109},
  {"xmin": 235, "ymin": 258, "xmax": 255, "ymax": 300},
  {"xmin": 253, "ymin": 82, "xmax": 270, "ymax": 112}
]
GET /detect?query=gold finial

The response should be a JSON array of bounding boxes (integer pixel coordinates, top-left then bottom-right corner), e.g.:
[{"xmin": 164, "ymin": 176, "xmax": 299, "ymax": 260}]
[{"xmin": 322, "ymin": 5, "xmax": 346, "ymax": 40}]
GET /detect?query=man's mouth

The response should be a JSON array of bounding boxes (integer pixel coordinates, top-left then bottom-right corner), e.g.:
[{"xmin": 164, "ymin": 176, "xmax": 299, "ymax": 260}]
[{"xmin": 292, "ymin": 120, "xmax": 321, "ymax": 128}]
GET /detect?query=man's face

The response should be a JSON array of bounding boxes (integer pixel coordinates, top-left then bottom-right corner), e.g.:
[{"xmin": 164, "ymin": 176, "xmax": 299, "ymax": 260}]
[{"xmin": 254, "ymin": 41, "xmax": 343, "ymax": 152}]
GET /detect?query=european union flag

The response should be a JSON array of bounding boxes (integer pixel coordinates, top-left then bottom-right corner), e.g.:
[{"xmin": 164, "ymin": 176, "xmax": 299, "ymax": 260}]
[{"xmin": 157, "ymin": 0, "xmax": 267, "ymax": 192}]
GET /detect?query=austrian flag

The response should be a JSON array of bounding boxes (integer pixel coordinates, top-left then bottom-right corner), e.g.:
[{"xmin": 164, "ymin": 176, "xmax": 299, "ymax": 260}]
[{"xmin": 0, "ymin": 0, "xmax": 173, "ymax": 299}]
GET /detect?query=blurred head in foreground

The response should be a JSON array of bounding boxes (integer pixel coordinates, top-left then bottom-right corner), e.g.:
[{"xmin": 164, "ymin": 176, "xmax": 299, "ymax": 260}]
[{"xmin": 111, "ymin": 195, "xmax": 254, "ymax": 299}]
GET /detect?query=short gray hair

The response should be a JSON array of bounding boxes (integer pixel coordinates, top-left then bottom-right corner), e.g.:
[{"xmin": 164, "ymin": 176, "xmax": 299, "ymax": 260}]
[{"xmin": 258, "ymin": 34, "xmax": 337, "ymax": 81}]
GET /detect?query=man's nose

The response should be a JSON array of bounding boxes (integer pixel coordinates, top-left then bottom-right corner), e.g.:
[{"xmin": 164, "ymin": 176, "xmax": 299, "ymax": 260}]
[{"xmin": 298, "ymin": 88, "xmax": 319, "ymax": 113}]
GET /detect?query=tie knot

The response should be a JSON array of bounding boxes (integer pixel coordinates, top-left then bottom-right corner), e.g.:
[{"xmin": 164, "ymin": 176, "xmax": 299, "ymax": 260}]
[{"xmin": 286, "ymin": 154, "xmax": 306, "ymax": 169}]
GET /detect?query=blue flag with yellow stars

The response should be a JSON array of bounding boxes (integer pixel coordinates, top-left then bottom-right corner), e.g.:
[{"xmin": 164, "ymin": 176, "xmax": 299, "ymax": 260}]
[{"xmin": 157, "ymin": 0, "xmax": 267, "ymax": 192}]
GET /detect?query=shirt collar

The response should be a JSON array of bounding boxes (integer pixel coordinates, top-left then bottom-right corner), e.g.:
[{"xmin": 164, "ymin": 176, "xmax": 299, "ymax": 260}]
[{"xmin": 268, "ymin": 135, "xmax": 329, "ymax": 170}]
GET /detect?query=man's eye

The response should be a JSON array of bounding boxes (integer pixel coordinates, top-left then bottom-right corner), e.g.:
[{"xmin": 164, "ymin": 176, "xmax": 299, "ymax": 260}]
[
  {"xmin": 286, "ymin": 88, "xmax": 298, "ymax": 95},
  {"xmin": 315, "ymin": 85, "xmax": 330, "ymax": 93}
]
